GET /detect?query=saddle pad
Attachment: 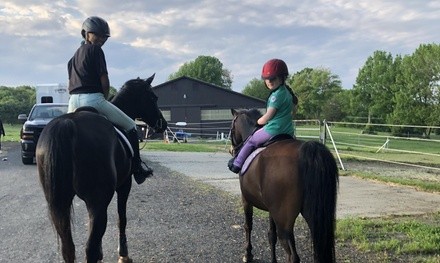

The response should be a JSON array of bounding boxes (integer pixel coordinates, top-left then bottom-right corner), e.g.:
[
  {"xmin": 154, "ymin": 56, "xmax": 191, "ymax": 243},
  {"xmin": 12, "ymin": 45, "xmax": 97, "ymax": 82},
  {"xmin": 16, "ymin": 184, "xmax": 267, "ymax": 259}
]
[{"xmin": 241, "ymin": 147, "xmax": 266, "ymax": 175}]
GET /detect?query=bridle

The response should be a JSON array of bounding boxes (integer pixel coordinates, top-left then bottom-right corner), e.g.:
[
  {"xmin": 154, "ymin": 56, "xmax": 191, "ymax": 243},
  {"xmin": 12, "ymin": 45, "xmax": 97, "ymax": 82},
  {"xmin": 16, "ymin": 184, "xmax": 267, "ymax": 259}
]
[
  {"xmin": 150, "ymin": 118, "xmax": 164, "ymax": 133},
  {"xmin": 229, "ymin": 115, "xmax": 245, "ymax": 156},
  {"xmin": 230, "ymin": 111, "xmax": 262, "ymax": 157},
  {"xmin": 140, "ymin": 87, "xmax": 166, "ymax": 134},
  {"xmin": 138, "ymin": 118, "xmax": 166, "ymax": 150}
]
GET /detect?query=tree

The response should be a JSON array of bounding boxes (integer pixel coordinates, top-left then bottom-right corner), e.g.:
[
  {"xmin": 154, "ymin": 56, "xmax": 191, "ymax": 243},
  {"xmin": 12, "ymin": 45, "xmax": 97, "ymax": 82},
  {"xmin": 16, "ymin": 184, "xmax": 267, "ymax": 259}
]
[
  {"xmin": 351, "ymin": 50, "xmax": 397, "ymax": 125},
  {"xmin": 0, "ymin": 86, "xmax": 35, "ymax": 124},
  {"xmin": 169, "ymin": 55, "xmax": 233, "ymax": 89},
  {"xmin": 321, "ymin": 90, "xmax": 351, "ymax": 121},
  {"xmin": 288, "ymin": 67, "xmax": 343, "ymax": 119},
  {"xmin": 389, "ymin": 43, "xmax": 440, "ymax": 136},
  {"xmin": 108, "ymin": 86, "xmax": 118, "ymax": 99},
  {"xmin": 241, "ymin": 78, "xmax": 269, "ymax": 100}
]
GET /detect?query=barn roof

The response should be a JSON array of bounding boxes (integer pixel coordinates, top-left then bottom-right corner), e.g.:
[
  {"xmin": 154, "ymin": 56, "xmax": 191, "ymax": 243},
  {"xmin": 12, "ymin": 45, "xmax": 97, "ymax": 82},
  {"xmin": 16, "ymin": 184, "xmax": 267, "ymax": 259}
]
[{"xmin": 152, "ymin": 76, "xmax": 265, "ymax": 103}]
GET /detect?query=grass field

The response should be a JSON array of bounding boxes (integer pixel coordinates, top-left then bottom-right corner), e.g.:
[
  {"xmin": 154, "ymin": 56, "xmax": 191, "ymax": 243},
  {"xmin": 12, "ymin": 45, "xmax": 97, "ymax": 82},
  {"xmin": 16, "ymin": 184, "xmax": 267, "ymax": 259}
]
[
  {"xmin": 2, "ymin": 124, "xmax": 21, "ymax": 142},
  {"xmin": 337, "ymin": 213, "xmax": 440, "ymax": 263},
  {"xmin": 295, "ymin": 123, "xmax": 440, "ymax": 167}
]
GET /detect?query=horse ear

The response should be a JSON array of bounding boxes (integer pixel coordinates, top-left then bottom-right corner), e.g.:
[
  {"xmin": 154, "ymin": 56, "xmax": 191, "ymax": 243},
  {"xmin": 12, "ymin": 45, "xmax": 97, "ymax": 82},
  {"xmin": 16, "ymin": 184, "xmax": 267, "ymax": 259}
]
[
  {"xmin": 231, "ymin": 109, "xmax": 238, "ymax": 116},
  {"xmin": 145, "ymin": 73, "xmax": 156, "ymax": 85}
]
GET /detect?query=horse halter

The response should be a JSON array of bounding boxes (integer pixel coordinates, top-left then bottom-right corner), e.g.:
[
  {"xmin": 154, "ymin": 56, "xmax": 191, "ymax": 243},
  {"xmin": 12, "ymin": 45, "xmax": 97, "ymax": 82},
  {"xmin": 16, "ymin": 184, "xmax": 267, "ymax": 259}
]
[{"xmin": 125, "ymin": 80, "xmax": 166, "ymax": 133}]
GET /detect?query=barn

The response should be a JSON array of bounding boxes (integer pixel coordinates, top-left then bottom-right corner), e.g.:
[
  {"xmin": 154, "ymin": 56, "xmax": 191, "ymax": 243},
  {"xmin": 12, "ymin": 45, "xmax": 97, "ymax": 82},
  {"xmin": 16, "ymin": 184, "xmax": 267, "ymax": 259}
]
[{"xmin": 152, "ymin": 76, "xmax": 266, "ymax": 139}]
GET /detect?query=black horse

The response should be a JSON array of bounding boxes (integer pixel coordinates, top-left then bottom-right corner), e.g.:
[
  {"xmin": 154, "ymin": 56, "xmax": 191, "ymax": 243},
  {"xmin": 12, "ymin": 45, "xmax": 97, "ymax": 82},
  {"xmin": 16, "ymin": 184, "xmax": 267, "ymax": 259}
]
[{"xmin": 36, "ymin": 74, "xmax": 167, "ymax": 263}]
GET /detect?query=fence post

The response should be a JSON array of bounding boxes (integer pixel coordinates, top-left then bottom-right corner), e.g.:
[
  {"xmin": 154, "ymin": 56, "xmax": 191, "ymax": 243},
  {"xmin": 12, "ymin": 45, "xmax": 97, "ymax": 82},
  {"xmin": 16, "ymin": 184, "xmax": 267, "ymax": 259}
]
[{"xmin": 324, "ymin": 120, "xmax": 346, "ymax": 171}]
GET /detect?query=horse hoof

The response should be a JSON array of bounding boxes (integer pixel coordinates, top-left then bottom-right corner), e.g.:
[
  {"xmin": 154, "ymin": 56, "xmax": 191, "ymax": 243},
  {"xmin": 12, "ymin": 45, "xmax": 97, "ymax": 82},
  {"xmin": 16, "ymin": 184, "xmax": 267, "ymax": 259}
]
[{"xmin": 118, "ymin": 256, "xmax": 133, "ymax": 263}]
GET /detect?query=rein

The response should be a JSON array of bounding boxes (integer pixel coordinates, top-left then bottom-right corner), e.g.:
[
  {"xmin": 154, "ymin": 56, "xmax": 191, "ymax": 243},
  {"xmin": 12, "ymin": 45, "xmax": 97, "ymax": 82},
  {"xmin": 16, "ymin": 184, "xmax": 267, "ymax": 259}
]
[
  {"xmin": 229, "ymin": 116, "xmax": 242, "ymax": 156},
  {"xmin": 230, "ymin": 115, "xmax": 249, "ymax": 156},
  {"xmin": 230, "ymin": 111, "xmax": 262, "ymax": 156},
  {"xmin": 138, "ymin": 122, "xmax": 163, "ymax": 150}
]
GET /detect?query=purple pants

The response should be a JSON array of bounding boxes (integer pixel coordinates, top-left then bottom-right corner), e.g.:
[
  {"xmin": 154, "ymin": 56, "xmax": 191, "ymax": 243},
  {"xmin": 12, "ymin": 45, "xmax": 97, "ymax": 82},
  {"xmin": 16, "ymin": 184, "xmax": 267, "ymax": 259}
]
[{"xmin": 233, "ymin": 128, "xmax": 272, "ymax": 168}]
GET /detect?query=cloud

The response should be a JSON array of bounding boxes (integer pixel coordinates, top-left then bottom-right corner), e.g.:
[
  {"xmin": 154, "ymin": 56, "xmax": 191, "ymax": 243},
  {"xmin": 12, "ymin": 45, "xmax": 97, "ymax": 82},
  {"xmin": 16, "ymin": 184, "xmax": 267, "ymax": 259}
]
[{"xmin": 0, "ymin": 0, "xmax": 438, "ymax": 91}]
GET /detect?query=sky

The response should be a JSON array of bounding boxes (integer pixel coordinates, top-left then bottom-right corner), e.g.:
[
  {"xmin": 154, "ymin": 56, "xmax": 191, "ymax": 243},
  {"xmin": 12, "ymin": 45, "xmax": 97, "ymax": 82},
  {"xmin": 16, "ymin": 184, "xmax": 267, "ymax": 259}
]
[{"xmin": 1, "ymin": 1, "xmax": 439, "ymax": 92}]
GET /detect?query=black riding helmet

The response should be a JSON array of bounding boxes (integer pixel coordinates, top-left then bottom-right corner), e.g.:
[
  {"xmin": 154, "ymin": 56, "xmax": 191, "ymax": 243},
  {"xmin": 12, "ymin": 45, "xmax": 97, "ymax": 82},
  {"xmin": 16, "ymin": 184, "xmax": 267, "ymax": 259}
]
[{"xmin": 81, "ymin": 16, "xmax": 111, "ymax": 39}]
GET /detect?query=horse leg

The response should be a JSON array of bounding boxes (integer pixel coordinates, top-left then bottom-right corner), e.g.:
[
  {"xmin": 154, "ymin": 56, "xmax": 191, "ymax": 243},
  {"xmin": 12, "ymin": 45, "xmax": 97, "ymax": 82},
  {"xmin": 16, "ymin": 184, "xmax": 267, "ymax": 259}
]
[
  {"xmin": 278, "ymin": 229, "xmax": 300, "ymax": 263},
  {"xmin": 268, "ymin": 216, "xmax": 278, "ymax": 263},
  {"xmin": 116, "ymin": 179, "xmax": 133, "ymax": 263},
  {"xmin": 242, "ymin": 198, "xmax": 254, "ymax": 262},
  {"xmin": 271, "ymin": 209, "xmax": 300, "ymax": 263},
  {"xmin": 268, "ymin": 216, "xmax": 299, "ymax": 263},
  {"xmin": 51, "ymin": 195, "xmax": 75, "ymax": 263},
  {"xmin": 85, "ymin": 197, "xmax": 113, "ymax": 263}
]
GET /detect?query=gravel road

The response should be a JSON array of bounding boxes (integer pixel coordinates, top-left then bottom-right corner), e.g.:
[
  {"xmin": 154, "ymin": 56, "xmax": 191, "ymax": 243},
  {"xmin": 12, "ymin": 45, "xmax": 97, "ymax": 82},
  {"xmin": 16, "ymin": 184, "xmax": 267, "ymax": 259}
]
[{"xmin": 1, "ymin": 142, "xmax": 439, "ymax": 262}]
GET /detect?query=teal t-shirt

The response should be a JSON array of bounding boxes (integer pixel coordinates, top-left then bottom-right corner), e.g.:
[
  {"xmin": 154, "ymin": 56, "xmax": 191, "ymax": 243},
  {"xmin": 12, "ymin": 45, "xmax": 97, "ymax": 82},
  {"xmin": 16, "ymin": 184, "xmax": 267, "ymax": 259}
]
[{"xmin": 264, "ymin": 85, "xmax": 294, "ymax": 136}]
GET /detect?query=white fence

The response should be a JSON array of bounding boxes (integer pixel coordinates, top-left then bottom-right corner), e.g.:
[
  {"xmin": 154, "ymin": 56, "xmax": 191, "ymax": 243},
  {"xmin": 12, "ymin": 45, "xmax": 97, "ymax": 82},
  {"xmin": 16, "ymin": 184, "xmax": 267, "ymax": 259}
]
[
  {"xmin": 324, "ymin": 121, "xmax": 440, "ymax": 173},
  {"xmin": 149, "ymin": 119, "xmax": 440, "ymax": 175}
]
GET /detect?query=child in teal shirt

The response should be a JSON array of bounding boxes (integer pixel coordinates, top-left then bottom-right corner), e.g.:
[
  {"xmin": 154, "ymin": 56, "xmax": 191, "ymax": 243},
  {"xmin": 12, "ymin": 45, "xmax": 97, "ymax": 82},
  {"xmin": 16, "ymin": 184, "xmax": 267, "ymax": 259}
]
[{"xmin": 229, "ymin": 59, "xmax": 297, "ymax": 174}]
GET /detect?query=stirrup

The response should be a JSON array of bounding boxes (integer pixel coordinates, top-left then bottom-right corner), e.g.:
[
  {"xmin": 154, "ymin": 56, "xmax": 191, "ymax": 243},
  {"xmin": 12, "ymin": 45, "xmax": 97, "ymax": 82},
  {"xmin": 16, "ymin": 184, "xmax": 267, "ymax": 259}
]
[{"xmin": 140, "ymin": 160, "xmax": 153, "ymax": 175}]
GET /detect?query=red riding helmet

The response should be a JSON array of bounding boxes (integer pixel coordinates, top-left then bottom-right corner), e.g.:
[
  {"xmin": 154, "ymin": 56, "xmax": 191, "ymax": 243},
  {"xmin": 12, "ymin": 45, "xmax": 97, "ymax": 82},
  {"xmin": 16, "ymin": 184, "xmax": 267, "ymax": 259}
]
[{"xmin": 261, "ymin": 59, "xmax": 289, "ymax": 80}]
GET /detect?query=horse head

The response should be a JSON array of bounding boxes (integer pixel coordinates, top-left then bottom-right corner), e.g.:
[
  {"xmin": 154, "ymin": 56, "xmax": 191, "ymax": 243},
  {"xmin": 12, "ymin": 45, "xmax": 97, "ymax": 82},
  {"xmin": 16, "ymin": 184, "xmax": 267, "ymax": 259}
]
[
  {"xmin": 229, "ymin": 108, "xmax": 262, "ymax": 155},
  {"xmin": 112, "ymin": 74, "xmax": 168, "ymax": 133}
]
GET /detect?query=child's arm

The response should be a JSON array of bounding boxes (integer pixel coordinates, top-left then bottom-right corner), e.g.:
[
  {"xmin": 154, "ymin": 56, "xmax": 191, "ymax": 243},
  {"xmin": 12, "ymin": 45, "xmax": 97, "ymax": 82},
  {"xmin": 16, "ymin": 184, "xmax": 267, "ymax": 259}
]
[{"xmin": 257, "ymin": 107, "xmax": 276, "ymax": 126}]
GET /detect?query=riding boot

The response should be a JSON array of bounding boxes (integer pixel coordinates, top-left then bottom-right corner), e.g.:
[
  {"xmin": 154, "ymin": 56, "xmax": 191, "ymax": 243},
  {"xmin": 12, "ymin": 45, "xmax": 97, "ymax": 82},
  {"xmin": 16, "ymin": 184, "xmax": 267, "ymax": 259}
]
[{"xmin": 127, "ymin": 128, "xmax": 153, "ymax": 184}]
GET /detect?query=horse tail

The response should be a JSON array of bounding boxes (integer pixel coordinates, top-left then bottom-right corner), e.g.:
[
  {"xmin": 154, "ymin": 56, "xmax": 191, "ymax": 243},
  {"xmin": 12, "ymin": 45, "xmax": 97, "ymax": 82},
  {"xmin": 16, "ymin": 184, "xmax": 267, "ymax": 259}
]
[
  {"xmin": 38, "ymin": 117, "xmax": 76, "ymax": 239},
  {"xmin": 299, "ymin": 140, "xmax": 339, "ymax": 263}
]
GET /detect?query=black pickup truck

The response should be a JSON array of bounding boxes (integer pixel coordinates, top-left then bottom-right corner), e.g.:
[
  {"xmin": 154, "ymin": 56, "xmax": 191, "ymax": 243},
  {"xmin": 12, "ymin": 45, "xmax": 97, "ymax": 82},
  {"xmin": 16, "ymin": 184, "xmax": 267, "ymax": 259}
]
[{"xmin": 18, "ymin": 103, "xmax": 68, "ymax": 164}]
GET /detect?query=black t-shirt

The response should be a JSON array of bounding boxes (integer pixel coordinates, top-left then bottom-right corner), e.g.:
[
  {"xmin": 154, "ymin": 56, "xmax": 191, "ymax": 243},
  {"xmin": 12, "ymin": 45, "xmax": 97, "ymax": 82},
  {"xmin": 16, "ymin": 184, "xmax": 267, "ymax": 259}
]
[{"xmin": 68, "ymin": 44, "xmax": 108, "ymax": 94}]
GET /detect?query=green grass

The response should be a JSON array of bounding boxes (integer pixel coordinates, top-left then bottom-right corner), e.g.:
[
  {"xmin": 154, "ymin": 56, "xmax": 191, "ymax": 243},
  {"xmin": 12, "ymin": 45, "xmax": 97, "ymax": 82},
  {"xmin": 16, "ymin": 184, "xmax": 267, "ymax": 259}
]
[
  {"xmin": 337, "ymin": 213, "xmax": 440, "ymax": 262},
  {"xmin": 323, "ymin": 125, "xmax": 440, "ymax": 167},
  {"xmin": 2, "ymin": 124, "xmax": 21, "ymax": 142},
  {"xmin": 141, "ymin": 140, "xmax": 229, "ymax": 153},
  {"xmin": 327, "ymin": 125, "xmax": 440, "ymax": 154},
  {"xmin": 248, "ymin": 208, "xmax": 440, "ymax": 262},
  {"xmin": 297, "ymin": 123, "xmax": 440, "ymax": 167},
  {"xmin": 340, "ymin": 170, "xmax": 440, "ymax": 193}
]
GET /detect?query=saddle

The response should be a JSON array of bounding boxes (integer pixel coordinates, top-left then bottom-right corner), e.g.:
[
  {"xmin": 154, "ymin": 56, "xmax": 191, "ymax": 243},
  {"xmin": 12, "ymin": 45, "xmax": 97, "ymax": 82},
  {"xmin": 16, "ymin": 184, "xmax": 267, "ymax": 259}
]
[
  {"xmin": 74, "ymin": 106, "xmax": 134, "ymax": 157},
  {"xmin": 241, "ymin": 134, "xmax": 295, "ymax": 175}
]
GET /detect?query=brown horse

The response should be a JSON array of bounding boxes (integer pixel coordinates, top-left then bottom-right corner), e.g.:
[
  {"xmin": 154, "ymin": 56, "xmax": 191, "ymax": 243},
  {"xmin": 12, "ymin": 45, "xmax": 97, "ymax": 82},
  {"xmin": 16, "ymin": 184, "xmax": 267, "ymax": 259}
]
[
  {"xmin": 36, "ymin": 74, "xmax": 167, "ymax": 263},
  {"xmin": 229, "ymin": 109, "xmax": 339, "ymax": 263}
]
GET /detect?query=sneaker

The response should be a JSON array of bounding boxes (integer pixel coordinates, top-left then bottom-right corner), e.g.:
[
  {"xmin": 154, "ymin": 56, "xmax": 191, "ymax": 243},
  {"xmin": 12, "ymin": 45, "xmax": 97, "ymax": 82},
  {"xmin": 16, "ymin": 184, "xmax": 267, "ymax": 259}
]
[
  {"xmin": 227, "ymin": 158, "xmax": 235, "ymax": 168},
  {"xmin": 228, "ymin": 158, "xmax": 241, "ymax": 174},
  {"xmin": 229, "ymin": 165, "xmax": 241, "ymax": 174}
]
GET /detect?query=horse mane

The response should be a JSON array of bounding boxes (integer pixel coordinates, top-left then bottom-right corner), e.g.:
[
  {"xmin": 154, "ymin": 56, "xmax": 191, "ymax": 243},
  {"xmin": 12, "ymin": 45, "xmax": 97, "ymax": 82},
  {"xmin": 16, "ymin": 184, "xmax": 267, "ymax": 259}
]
[
  {"xmin": 112, "ymin": 77, "xmax": 155, "ymax": 106},
  {"xmin": 242, "ymin": 108, "xmax": 262, "ymax": 126},
  {"xmin": 233, "ymin": 108, "xmax": 262, "ymax": 132},
  {"xmin": 247, "ymin": 108, "xmax": 263, "ymax": 119},
  {"xmin": 118, "ymin": 78, "xmax": 151, "ymax": 96}
]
